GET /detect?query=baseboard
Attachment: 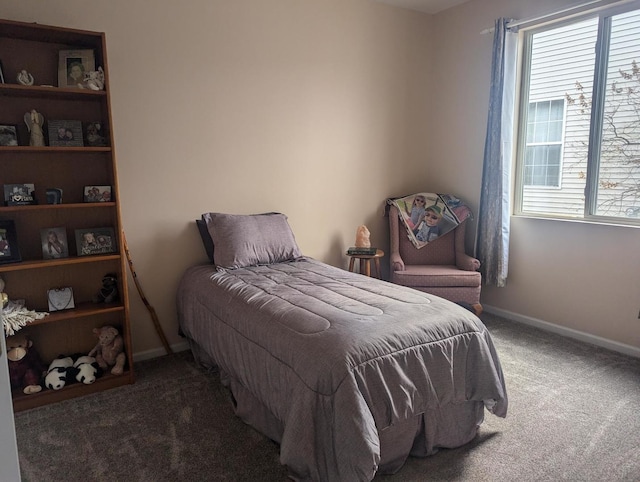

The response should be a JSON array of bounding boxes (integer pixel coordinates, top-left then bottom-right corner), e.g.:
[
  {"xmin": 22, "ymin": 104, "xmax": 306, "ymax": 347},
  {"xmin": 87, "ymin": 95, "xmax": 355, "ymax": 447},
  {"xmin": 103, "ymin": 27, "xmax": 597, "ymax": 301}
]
[
  {"xmin": 132, "ymin": 340, "xmax": 191, "ymax": 363},
  {"xmin": 484, "ymin": 305, "xmax": 640, "ymax": 359}
]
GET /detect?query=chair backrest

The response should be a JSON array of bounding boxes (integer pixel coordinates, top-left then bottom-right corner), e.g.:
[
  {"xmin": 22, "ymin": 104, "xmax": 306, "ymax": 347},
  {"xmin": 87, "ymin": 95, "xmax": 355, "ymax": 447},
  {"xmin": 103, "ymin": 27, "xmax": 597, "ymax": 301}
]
[{"xmin": 389, "ymin": 205, "xmax": 466, "ymax": 266}]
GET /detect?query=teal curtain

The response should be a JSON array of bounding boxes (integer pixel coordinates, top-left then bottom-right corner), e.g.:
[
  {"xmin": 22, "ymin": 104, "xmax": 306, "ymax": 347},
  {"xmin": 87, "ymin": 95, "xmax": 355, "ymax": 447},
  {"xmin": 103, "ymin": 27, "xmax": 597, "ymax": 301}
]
[{"xmin": 476, "ymin": 18, "xmax": 517, "ymax": 287}]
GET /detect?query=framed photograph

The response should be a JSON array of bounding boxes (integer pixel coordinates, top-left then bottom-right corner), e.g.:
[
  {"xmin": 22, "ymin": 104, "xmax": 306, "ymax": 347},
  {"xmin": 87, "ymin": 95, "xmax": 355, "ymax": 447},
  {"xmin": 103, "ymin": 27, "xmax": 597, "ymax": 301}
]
[
  {"xmin": 46, "ymin": 188, "xmax": 63, "ymax": 205},
  {"xmin": 83, "ymin": 185, "xmax": 112, "ymax": 203},
  {"xmin": 0, "ymin": 60, "xmax": 5, "ymax": 83},
  {"xmin": 75, "ymin": 227, "xmax": 117, "ymax": 256},
  {"xmin": 58, "ymin": 49, "xmax": 95, "ymax": 88},
  {"xmin": 48, "ymin": 120, "xmax": 84, "ymax": 147},
  {"xmin": 0, "ymin": 125, "xmax": 18, "ymax": 146},
  {"xmin": 47, "ymin": 287, "xmax": 75, "ymax": 311},
  {"xmin": 83, "ymin": 121, "xmax": 108, "ymax": 147},
  {"xmin": 3, "ymin": 183, "xmax": 36, "ymax": 206},
  {"xmin": 0, "ymin": 220, "xmax": 21, "ymax": 264},
  {"xmin": 41, "ymin": 227, "xmax": 69, "ymax": 260}
]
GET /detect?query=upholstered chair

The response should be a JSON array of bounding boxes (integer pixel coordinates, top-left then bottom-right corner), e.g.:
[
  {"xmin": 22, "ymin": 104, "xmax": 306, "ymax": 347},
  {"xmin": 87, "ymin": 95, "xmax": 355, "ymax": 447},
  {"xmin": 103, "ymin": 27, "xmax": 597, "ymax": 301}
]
[{"xmin": 388, "ymin": 205, "xmax": 482, "ymax": 312}]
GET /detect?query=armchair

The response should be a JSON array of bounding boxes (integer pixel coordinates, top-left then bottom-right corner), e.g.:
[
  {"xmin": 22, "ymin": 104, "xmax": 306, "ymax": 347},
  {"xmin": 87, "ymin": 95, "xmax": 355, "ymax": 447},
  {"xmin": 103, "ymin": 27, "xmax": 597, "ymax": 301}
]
[{"xmin": 388, "ymin": 205, "xmax": 482, "ymax": 312}]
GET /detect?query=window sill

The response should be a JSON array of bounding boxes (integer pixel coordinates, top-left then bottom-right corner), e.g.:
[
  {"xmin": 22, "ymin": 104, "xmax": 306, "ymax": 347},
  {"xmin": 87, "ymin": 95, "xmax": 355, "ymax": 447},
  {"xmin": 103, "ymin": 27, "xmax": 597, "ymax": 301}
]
[{"xmin": 511, "ymin": 213, "xmax": 640, "ymax": 229}]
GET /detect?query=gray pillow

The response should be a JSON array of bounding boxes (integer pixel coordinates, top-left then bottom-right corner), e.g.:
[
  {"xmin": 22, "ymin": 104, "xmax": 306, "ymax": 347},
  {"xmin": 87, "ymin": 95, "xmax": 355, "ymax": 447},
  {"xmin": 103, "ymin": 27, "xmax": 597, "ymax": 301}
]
[{"xmin": 202, "ymin": 212, "xmax": 302, "ymax": 269}]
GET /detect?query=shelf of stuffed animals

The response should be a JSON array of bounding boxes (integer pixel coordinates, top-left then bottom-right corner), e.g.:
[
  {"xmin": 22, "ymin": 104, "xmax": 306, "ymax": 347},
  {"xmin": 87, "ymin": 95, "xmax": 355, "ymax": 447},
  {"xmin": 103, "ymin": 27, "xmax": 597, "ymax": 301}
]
[{"xmin": 12, "ymin": 369, "xmax": 133, "ymax": 412}]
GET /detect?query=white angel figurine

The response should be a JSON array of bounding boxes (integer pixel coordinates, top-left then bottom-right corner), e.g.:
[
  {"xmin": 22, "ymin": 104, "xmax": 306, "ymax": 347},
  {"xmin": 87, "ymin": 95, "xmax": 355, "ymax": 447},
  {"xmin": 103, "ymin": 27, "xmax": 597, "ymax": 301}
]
[
  {"xmin": 24, "ymin": 109, "xmax": 45, "ymax": 147},
  {"xmin": 16, "ymin": 69, "xmax": 34, "ymax": 85}
]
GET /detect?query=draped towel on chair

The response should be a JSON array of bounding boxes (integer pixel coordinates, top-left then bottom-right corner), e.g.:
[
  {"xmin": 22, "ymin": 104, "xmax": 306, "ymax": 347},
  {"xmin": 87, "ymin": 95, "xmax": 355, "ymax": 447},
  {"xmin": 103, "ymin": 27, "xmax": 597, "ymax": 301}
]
[{"xmin": 387, "ymin": 193, "xmax": 472, "ymax": 249}]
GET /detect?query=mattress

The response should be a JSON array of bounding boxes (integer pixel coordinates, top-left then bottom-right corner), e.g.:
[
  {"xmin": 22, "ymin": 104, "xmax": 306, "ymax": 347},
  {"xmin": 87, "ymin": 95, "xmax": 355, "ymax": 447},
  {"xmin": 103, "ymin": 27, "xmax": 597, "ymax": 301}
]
[{"xmin": 177, "ymin": 258, "xmax": 507, "ymax": 481}]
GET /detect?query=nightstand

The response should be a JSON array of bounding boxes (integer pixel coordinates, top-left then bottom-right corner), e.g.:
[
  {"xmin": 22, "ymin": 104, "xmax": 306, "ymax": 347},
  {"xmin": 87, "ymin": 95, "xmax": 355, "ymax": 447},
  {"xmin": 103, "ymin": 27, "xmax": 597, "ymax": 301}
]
[{"xmin": 347, "ymin": 249, "xmax": 384, "ymax": 278}]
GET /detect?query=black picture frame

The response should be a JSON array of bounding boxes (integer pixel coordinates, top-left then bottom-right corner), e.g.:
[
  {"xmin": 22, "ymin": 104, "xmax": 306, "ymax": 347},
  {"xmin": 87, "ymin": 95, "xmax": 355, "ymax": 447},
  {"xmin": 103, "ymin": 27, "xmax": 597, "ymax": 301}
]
[
  {"xmin": 3, "ymin": 183, "xmax": 36, "ymax": 206},
  {"xmin": 83, "ymin": 121, "xmax": 108, "ymax": 147},
  {"xmin": 0, "ymin": 59, "xmax": 5, "ymax": 84},
  {"xmin": 75, "ymin": 227, "xmax": 117, "ymax": 256},
  {"xmin": 45, "ymin": 188, "xmax": 63, "ymax": 205},
  {"xmin": 0, "ymin": 220, "xmax": 21, "ymax": 264},
  {"xmin": 41, "ymin": 226, "xmax": 69, "ymax": 260},
  {"xmin": 47, "ymin": 120, "xmax": 84, "ymax": 147},
  {"xmin": 0, "ymin": 125, "xmax": 19, "ymax": 146},
  {"xmin": 83, "ymin": 185, "xmax": 112, "ymax": 202}
]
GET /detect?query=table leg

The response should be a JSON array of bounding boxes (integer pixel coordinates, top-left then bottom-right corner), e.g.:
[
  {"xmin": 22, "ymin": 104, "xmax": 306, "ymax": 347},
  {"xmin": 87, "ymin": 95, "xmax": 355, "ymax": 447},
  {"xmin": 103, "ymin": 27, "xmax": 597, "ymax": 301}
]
[
  {"xmin": 348, "ymin": 257, "xmax": 355, "ymax": 272},
  {"xmin": 362, "ymin": 259, "xmax": 371, "ymax": 277},
  {"xmin": 374, "ymin": 258, "xmax": 381, "ymax": 279}
]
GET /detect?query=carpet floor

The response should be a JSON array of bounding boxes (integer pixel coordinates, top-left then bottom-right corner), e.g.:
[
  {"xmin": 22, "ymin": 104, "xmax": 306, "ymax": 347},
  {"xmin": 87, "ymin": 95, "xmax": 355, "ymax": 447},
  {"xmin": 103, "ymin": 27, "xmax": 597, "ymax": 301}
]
[{"xmin": 14, "ymin": 313, "xmax": 640, "ymax": 481}]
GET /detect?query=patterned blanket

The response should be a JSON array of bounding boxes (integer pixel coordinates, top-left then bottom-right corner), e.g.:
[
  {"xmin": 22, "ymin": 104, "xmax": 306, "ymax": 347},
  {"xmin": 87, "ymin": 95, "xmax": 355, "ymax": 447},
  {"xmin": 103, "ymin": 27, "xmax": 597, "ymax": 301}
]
[{"xmin": 387, "ymin": 193, "xmax": 472, "ymax": 249}]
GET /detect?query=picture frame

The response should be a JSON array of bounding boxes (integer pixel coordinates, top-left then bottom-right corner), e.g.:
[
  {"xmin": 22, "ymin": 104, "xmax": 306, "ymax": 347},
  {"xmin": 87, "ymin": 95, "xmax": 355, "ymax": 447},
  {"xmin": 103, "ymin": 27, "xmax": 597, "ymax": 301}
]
[
  {"xmin": 46, "ymin": 188, "xmax": 63, "ymax": 205},
  {"xmin": 0, "ymin": 60, "xmax": 5, "ymax": 83},
  {"xmin": 0, "ymin": 125, "xmax": 18, "ymax": 146},
  {"xmin": 48, "ymin": 120, "xmax": 84, "ymax": 147},
  {"xmin": 83, "ymin": 185, "xmax": 112, "ymax": 203},
  {"xmin": 83, "ymin": 121, "xmax": 108, "ymax": 147},
  {"xmin": 75, "ymin": 227, "xmax": 117, "ymax": 256},
  {"xmin": 47, "ymin": 287, "xmax": 75, "ymax": 311},
  {"xmin": 0, "ymin": 220, "xmax": 21, "ymax": 264},
  {"xmin": 58, "ymin": 49, "xmax": 95, "ymax": 88},
  {"xmin": 40, "ymin": 227, "xmax": 69, "ymax": 260},
  {"xmin": 3, "ymin": 183, "xmax": 36, "ymax": 206}
]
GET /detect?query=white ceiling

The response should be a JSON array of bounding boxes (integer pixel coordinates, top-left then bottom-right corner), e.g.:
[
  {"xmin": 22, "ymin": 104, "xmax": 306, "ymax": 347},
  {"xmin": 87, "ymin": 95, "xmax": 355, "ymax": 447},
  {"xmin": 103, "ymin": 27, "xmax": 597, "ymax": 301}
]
[{"xmin": 375, "ymin": 0, "xmax": 470, "ymax": 15}]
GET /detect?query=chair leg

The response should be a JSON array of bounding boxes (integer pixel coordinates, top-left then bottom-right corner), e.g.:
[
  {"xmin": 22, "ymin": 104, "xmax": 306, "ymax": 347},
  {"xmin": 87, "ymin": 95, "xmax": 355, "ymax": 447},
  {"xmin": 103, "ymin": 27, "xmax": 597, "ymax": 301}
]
[{"xmin": 472, "ymin": 303, "xmax": 483, "ymax": 316}]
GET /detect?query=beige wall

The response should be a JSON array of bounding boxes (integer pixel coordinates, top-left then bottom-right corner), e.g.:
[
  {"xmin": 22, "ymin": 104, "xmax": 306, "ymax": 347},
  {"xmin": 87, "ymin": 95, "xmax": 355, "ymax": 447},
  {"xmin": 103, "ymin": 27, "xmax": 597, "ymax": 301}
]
[
  {"xmin": 3, "ymin": 0, "xmax": 639, "ymax": 356},
  {"xmin": 430, "ymin": 0, "xmax": 640, "ymax": 352},
  {"xmin": 1, "ymin": 0, "xmax": 433, "ymax": 355}
]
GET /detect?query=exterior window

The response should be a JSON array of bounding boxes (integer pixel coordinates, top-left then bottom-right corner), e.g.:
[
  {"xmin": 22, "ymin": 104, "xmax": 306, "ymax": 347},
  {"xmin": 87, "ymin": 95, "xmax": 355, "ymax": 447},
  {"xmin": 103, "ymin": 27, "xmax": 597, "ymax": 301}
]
[
  {"xmin": 524, "ymin": 99, "xmax": 564, "ymax": 187},
  {"xmin": 515, "ymin": 7, "xmax": 640, "ymax": 222}
]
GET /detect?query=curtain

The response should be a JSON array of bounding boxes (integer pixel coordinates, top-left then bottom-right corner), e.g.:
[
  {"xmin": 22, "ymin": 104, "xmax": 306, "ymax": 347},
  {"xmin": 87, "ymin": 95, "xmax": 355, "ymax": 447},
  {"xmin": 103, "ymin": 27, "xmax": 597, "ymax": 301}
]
[{"xmin": 475, "ymin": 18, "xmax": 518, "ymax": 288}]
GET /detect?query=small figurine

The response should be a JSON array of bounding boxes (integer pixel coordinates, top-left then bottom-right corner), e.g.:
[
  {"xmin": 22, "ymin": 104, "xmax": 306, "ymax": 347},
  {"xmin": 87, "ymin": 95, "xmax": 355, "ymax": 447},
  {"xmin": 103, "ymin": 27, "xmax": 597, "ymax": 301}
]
[
  {"xmin": 24, "ymin": 109, "xmax": 45, "ymax": 147},
  {"xmin": 81, "ymin": 67, "xmax": 105, "ymax": 91},
  {"xmin": 355, "ymin": 225, "xmax": 371, "ymax": 248},
  {"xmin": 16, "ymin": 69, "xmax": 34, "ymax": 86}
]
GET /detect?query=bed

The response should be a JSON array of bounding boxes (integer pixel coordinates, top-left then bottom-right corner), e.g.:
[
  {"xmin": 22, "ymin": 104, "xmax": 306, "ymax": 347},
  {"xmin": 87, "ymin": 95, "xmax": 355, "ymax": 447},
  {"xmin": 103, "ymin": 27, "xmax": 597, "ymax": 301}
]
[{"xmin": 177, "ymin": 212, "xmax": 508, "ymax": 481}]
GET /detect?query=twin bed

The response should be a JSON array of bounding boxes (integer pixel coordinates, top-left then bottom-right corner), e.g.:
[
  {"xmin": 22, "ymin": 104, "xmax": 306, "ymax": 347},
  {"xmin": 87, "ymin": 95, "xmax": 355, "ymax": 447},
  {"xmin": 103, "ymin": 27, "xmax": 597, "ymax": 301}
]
[{"xmin": 177, "ymin": 212, "xmax": 508, "ymax": 481}]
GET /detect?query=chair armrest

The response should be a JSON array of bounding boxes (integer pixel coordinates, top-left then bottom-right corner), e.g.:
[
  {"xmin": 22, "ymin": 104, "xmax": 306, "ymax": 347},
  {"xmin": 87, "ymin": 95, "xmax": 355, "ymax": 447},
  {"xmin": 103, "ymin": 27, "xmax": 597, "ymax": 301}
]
[
  {"xmin": 391, "ymin": 253, "xmax": 405, "ymax": 272},
  {"xmin": 456, "ymin": 252, "xmax": 480, "ymax": 271}
]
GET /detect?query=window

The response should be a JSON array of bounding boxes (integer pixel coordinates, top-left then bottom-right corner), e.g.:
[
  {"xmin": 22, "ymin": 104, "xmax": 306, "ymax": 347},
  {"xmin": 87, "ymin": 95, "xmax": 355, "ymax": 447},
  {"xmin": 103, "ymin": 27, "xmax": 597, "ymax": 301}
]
[
  {"xmin": 524, "ymin": 99, "xmax": 565, "ymax": 187},
  {"xmin": 515, "ymin": 6, "xmax": 640, "ymax": 223}
]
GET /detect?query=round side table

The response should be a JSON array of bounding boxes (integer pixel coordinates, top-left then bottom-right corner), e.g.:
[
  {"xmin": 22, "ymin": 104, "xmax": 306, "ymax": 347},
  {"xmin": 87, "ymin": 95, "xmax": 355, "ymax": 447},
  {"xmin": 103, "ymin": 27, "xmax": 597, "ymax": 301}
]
[{"xmin": 347, "ymin": 249, "xmax": 384, "ymax": 278}]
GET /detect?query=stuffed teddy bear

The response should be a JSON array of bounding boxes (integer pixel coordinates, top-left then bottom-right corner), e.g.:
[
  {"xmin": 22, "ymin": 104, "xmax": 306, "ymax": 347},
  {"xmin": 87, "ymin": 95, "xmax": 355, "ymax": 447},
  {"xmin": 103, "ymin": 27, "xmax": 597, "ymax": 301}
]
[
  {"xmin": 93, "ymin": 273, "xmax": 119, "ymax": 304},
  {"xmin": 88, "ymin": 325, "xmax": 126, "ymax": 375},
  {"xmin": 72, "ymin": 355, "xmax": 100, "ymax": 384},
  {"xmin": 6, "ymin": 333, "xmax": 45, "ymax": 394},
  {"xmin": 45, "ymin": 355, "xmax": 74, "ymax": 390}
]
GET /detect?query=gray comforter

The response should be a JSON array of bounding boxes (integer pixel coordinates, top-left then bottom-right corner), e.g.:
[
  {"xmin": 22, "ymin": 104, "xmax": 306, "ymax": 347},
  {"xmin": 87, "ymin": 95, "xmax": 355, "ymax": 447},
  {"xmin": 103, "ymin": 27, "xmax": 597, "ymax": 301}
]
[{"xmin": 177, "ymin": 258, "xmax": 507, "ymax": 481}]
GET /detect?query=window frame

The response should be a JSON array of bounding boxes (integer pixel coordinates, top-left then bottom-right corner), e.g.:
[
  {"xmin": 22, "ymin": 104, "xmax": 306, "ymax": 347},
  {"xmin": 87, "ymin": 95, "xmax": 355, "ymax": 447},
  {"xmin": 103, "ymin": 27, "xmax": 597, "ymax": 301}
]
[
  {"xmin": 523, "ymin": 98, "xmax": 567, "ymax": 189},
  {"xmin": 513, "ymin": 3, "xmax": 640, "ymax": 226}
]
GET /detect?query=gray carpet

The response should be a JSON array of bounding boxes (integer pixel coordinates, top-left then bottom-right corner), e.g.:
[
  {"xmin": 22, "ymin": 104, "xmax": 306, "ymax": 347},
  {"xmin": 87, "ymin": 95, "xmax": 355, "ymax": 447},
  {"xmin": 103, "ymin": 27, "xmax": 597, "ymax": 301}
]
[{"xmin": 14, "ymin": 313, "xmax": 640, "ymax": 481}]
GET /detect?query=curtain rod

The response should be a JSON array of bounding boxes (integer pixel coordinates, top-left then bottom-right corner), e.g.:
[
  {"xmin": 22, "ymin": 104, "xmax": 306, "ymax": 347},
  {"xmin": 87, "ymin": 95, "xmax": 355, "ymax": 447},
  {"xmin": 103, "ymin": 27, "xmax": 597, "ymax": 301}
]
[{"xmin": 480, "ymin": 0, "xmax": 638, "ymax": 34}]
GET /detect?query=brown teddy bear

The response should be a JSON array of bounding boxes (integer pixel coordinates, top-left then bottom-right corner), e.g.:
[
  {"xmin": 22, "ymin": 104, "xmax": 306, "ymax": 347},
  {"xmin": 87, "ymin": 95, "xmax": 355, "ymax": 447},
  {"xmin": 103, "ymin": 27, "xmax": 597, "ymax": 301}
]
[{"xmin": 88, "ymin": 325, "xmax": 126, "ymax": 376}]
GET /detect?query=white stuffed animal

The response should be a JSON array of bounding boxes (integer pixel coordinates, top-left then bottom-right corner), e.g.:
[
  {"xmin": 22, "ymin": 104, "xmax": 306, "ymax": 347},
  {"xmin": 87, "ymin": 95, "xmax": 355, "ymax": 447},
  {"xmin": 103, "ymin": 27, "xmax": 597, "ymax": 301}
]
[
  {"xmin": 73, "ymin": 355, "xmax": 99, "ymax": 384},
  {"xmin": 45, "ymin": 356, "xmax": 74, "ymax": 390},
  {"xmin": 81, "ymin": 67, "xmax": 105, "ymax": 91}
]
